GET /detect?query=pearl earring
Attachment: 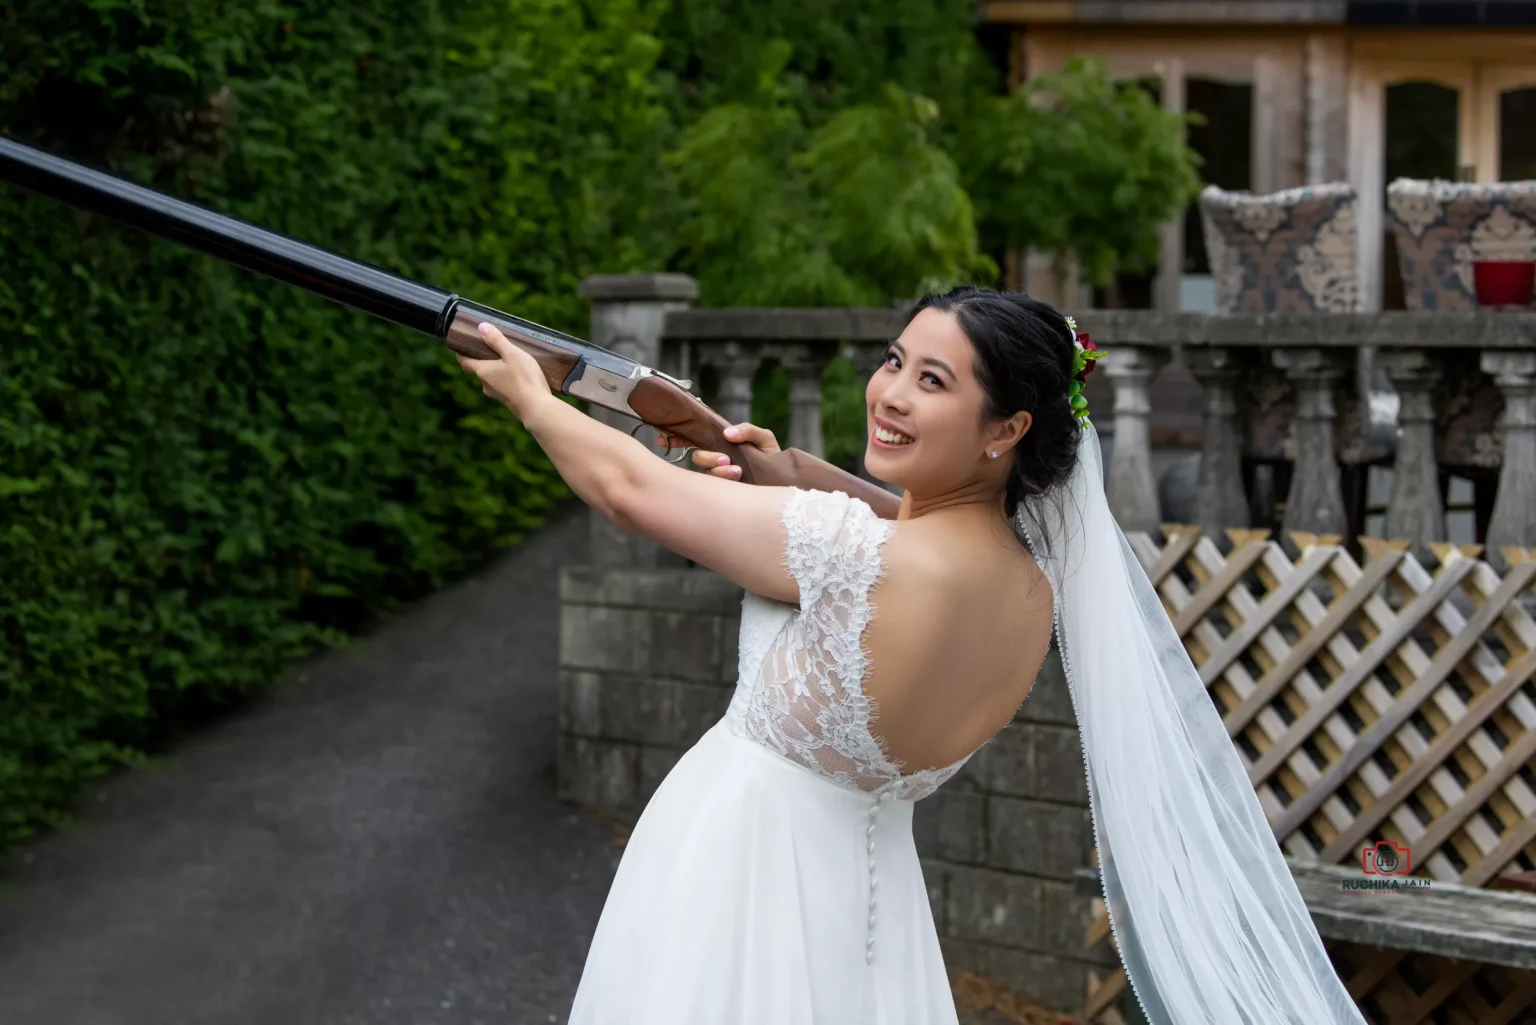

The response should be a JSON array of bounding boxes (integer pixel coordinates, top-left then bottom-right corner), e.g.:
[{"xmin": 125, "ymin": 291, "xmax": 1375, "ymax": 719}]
[{"xmin": 989, "ymin": 450, "xmax": 998, "ymax": 459}]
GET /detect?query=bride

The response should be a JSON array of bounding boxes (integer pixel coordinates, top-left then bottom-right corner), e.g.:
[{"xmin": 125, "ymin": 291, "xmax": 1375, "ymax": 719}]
[{"xmin": 457, "ymin": 287, "xmax": 1366, "ymax": 1025}]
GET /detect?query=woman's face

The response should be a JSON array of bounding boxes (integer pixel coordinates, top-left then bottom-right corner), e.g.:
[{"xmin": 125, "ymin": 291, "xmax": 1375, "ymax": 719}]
[{"xmin": 863, "ymin": 307, "xmax": 1028, "ymax": 498}]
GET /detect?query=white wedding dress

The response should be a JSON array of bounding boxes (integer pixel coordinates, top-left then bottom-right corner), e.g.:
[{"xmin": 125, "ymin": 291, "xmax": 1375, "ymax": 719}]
[{"xmin": 567, "ymin": 488, "xmax": 970, "ymax": 1025}]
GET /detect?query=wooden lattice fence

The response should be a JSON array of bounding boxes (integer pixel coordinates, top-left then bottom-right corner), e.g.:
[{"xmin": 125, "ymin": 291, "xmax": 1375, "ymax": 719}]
[{"xmin": 1082, "ymin": 527, "xmax": 1536, "ymax": 1025}]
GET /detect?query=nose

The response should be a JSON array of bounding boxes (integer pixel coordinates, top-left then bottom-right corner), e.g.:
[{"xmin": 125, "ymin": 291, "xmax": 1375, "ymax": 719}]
[{"xmin": 868, "ymin": 368, "xmax": 914, "ymax": 416}]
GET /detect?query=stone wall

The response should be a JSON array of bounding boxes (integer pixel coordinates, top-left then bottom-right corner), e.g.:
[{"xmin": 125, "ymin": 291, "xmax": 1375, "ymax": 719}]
[
  {"xmin": 556, "ymin": 566, "xmax": 740, "ymax": 814},
  {"xmin": 556, "ymin": 564, "xmax": 1112, "ymax": 1011}
]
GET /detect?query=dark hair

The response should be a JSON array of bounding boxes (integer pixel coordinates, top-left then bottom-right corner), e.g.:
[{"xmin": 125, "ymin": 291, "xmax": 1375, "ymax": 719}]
[{"xmin": 903, "ymin": 286, "xmax": 1081, "ymax": 520}]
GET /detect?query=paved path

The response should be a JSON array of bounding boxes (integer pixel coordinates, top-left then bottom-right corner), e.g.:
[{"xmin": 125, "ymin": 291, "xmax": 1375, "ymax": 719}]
[{"xmin": 0, "ymin": 507, "xmax": 621, "ymax": 1025}]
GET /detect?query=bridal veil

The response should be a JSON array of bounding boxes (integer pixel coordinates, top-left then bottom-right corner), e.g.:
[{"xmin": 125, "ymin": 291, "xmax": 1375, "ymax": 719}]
[{"xmin": 1018, "ymin": 427, "xmax": 1366, "ymax": 1025}]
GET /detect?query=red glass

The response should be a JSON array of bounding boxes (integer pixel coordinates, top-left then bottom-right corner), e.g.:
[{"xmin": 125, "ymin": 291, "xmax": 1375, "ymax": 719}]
[{"xmin": 1472, "ymin": 260, "xmax": 1536, "ymax": 308}]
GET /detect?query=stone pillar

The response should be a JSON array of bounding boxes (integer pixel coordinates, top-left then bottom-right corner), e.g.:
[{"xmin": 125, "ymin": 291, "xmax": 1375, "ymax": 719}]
[
  {"xmin": 1154, "ymin": 58, "xmax": 1187, "ymax": 313},
  {"xmin": 1482, "ymin": 351, "xmax": 1536, "ymax": 570},
  {"xmin": 1274, "ymin": 348, "xmax": 1350, "ymax": 541},
  {"xmin": 1102, "ymin": 346, "xmax": 1169, "ymax": 533},
  {"xmin": 577, "ymin": 273, "xmax": 699, "ymax": 569},
  {"xmin": 785, "ymin": 345, "xmax": 833, "ymax": 459},
  {"xmin": 712, "ymin": 342, "xmax": 761, "ymax": 428},
  {"xmin": 1305, "ymin": 33, "xmax": 1349, "ymax": 186},
  {"xmin": 1378, "ymin": 349, "xmax": 1446, "ymax": 559},
  {"xmin": 1184, "ymin": 348, "xmax": 1252, "ymax": 540}
]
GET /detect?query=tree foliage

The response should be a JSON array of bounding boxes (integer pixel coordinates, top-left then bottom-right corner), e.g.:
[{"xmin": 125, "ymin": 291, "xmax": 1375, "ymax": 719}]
[
  {"xmin": 668, "ymin": 54, "xmax": 991, "ymax": 306},
  {"xmin": 967, "ymin": 56, "xmax": 1203, "ymax": 287}
]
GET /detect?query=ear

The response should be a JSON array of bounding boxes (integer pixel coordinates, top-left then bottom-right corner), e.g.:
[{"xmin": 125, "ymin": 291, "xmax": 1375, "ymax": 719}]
[{"xmin": 987, "ymin": 411, "xmax": 1032, "ymax": 457}]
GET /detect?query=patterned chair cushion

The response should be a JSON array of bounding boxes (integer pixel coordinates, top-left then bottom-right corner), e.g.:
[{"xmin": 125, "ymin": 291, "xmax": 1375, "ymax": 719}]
[
  {"xmin": 1198, "ymin": 183, "xmax": 1360, "ymax": 314},
  {"xmin": 1385, "ymin": 178, "xmax": 1536, "ymax": 311}
]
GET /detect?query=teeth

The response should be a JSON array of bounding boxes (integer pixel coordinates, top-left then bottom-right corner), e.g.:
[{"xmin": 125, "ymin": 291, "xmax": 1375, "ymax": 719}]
[{"xmin": 875, "ymin": 426, "xmax": 914, "ymax": 445}]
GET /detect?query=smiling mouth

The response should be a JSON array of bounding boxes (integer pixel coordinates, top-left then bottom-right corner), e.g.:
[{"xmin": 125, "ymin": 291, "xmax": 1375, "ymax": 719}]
[{"xmin": 873, "ymin": 425, "xmax": 915, "ymax": 447}]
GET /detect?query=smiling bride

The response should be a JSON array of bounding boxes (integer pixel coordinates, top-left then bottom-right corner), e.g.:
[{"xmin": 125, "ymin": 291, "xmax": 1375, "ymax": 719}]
[{"xmin": 457, "ymin": 286, "xmax": 1367, "ymax": 1025}]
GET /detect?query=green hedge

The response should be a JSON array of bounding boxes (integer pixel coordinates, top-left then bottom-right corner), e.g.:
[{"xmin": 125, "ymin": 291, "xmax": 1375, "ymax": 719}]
[{"xmin": 0, "ymin": 0, "xmax": 669, "ymax": 851}]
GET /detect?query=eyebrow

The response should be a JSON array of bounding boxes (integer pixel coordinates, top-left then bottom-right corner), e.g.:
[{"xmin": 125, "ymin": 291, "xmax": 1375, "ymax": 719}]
[{"xmin": 889, "ymin": 340, "xmax": 956, "ymax": 381}]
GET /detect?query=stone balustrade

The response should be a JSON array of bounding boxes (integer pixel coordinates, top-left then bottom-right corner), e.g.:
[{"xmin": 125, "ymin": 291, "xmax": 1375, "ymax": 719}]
[{"xmin": 659, "ymin": 304, "xmax": 1536, "ymax": 566}]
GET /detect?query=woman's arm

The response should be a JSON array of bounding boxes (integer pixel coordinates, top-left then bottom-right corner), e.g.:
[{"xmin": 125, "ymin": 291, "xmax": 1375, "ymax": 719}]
[{"xmin": 458, "ymin": 322, "xmax": 801, "ymax": 604}]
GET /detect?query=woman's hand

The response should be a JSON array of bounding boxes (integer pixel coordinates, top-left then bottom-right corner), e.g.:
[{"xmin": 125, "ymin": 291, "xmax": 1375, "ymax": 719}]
[
  {"xmin": 455, "ymin": 321, "xmax": 553, "ymax": 420},
  {"xmin": 657, "ymin": 422, "xmax": 779, "ymax": 480}
]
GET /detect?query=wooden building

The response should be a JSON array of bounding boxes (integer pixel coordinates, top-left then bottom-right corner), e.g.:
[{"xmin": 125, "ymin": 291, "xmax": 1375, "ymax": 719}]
[{"xmin": 984, "ymin": 0, "xmax": 1536, "ymax": 311}]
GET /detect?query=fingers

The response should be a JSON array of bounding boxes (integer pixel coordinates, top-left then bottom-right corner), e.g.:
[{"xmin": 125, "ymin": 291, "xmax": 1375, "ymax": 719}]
[
  {"xmin": 475, "ymin": 321, "xmax": 515, "ymax": 359},
  {"xmin": 650, "ymin": 435, "xmax": 743, "ymax": 479},
  {"xmin": 651, "ymin": 423, "xmax": 775, "ymax": 484},
  {"xmin": 456, "ymin": 350, "xmax": 495, "ymax": 375},
  {"xmin": 692, "ymin": 449, "xmax": 741, "ymax": 478},
  {"xmin": 722, "ymin": 422, "xmax": 779, "ymax": 452},
  {"xmin": 690, "ymin": 449, "xmax": 740, "ymax": 477}
]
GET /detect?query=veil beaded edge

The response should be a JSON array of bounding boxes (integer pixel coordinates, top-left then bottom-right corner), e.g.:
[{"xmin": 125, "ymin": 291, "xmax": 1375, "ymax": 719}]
[{"xmin": 1017, "ymin": 426, "xmax": 1367, "ymax": 1025}]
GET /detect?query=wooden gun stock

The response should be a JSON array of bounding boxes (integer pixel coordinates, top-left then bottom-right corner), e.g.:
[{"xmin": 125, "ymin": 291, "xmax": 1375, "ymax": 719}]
[{"xmin": 628, "ymin": 374, "xmax": 902, "ymax": 519}]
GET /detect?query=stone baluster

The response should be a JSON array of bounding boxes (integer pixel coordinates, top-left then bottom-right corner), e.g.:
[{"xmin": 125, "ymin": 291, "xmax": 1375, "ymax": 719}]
[
  {"xmin": 1273, "ymin": 348, "xmax": 1350, "ymax": 541},
  {"xmin": 1183, "ymin": 348, "xmax": 1252, "ymax": 540},
  {"xmin": 1377, "ymin": 349, "xmax": 1446, "ymax": 560},
  {"xmin": 711, "ymin": 342, "xmax": 762, "ymax": 427},
  {"xmin": 1482, "ymin": 351, "xmax": 1536, "ymax": 570},
  {"xmin": 577, "ymin": 273, "xmax": 699, "ymax": 569},
  {"xmin": 784, "ymin": 344, "xmax": 834, "ymax": 459},
  {"xmin": 1101, "ymin": 346, "xmax": 1169, "ymax": 534}
]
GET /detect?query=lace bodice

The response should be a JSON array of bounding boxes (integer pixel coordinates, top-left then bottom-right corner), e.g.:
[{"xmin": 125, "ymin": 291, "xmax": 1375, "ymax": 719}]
[{"xmin": 723, "ymin": 488, "xmax": 970, "ymax": 803}]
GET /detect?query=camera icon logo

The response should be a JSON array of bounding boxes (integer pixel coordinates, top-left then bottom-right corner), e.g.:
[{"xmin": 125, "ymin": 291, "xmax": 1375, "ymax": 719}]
[{"xmin": 1361, "ymin": 840, "xmax": 1411, "ymax": 875}]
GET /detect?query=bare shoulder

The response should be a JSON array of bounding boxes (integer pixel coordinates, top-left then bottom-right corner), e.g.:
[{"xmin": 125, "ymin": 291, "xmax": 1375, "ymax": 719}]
[
  {"xmin": 880, "ymin": 518, "xmax": 1052, "ymax": 615},
  {"xmin": 867, "ymin": 520, "xmax": 1055, "ymax": 726}
]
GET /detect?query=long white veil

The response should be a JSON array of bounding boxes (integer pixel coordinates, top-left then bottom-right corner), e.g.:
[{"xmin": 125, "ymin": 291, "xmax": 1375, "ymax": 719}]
[{"xmin": 1017, "ymin": 427, "xmax": 1366, "ymax": 1025}]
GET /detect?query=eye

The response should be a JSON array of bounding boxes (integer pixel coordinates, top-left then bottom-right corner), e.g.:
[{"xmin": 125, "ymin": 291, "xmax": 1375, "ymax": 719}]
[
  {"xmin": 883, "ymin": 348, "xmax": 901, "ymax": 369},
  {"xmin": 920, "ymin": 371, "xmax": 943, "ymax": 387}
]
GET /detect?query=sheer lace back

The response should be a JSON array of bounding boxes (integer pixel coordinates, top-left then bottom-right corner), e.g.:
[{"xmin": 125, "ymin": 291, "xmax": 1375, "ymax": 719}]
[{"xmin": 724, "ymin": 488, "xmax": 970, "ymax": 802}]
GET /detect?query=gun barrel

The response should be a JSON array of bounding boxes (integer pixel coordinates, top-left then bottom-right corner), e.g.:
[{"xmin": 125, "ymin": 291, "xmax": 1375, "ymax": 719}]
[{"xmin": 0, "ymin": 135, "xmax": 455, "ymax": 338}]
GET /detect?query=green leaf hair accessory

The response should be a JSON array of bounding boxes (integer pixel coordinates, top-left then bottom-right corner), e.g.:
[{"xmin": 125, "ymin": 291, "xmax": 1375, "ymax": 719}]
[{"xmin": 1063, "ymin": 315, "xmax": 1102, "ymax": 428}]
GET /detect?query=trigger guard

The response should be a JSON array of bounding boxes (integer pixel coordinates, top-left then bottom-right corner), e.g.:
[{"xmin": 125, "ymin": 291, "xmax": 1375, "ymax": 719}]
[{"xmin": 632, "ymin": 422, "xmax": 699, "ymax": 468}]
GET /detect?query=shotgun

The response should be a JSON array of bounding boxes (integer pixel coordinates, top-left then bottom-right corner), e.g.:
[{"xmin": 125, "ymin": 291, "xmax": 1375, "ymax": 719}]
[{"xmin": 0, "ymin": 135, "xmax": 901, "ymax": 519}]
